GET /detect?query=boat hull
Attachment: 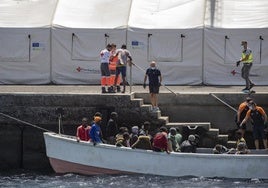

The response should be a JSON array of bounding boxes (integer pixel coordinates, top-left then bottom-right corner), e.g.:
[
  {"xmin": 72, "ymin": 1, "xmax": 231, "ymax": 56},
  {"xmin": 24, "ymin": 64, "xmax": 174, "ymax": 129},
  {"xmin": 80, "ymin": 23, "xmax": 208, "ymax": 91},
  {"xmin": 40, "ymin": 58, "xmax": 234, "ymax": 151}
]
[
  {"xmin": 49, "ymin": 157, "xmax": 128, "ymax": 175},
  {"xmin": 44, "ymin": 132, "xmax": 268, "ymax": 179}
]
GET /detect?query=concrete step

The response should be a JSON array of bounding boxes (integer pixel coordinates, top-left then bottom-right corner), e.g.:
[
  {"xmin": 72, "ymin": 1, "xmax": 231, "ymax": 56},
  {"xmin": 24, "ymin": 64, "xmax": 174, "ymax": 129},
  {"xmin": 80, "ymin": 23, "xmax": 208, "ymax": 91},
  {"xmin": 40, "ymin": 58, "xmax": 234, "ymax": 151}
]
[
  {"xmin": 140, "ymin": 104, "xmax": 152, "ymax": 113},
  {"xmin": 217, "ymin": 134, "xmax": 229, "ymax": 145},
  {"xmin": 166, "ymin": 122, "xmax": 211, "ymax": 132},
  {"xmin": 206, "ymin": 128, "xmax": 219, "ymax": 137},
  {"xmin": 158, "ymin": 116, "xmax": 169, "ymax": 124},
  {"xmin": 131, "ymin": 98, "xmax": 144, "ymax": 106},
  {"xmin": 227, "ymin": 141, "xmax": 237, "ymax": 148}
]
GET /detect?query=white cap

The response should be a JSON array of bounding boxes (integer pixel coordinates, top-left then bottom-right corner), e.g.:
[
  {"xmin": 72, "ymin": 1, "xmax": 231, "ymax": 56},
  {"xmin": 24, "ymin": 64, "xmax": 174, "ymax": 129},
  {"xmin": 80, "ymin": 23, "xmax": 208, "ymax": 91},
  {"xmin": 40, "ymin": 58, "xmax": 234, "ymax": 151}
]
[{"xmin": 188, "ymin": 135, "xmax": 195, "ymax": 142}]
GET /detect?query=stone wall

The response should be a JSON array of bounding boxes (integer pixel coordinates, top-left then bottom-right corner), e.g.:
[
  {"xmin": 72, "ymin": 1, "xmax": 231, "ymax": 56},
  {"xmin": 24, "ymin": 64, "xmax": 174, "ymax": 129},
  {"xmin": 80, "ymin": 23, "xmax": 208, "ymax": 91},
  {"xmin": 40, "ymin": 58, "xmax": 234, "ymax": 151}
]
[{"xmin": 0, "ymin": 92, "xmax": 267, "ymax": 171}]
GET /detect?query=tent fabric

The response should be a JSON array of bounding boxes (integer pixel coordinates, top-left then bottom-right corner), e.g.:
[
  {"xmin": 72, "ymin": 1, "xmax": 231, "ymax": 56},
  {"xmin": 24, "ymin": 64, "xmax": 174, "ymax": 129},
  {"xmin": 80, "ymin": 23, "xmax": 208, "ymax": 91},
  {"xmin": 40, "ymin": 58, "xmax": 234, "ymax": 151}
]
[
  {"xmin": 205, "ymin": 0, "xmax": 268, "ymax": 28},
  {"xmin": 204, "ymin": 0, "xmax": 268, "ymax": 85},
  {"xmin": 0, "ymin": 0, "xmax": 58, "ymax": 84},
  {"xmin": 51, "ymin": 0, "xmax": 131, "ymax": 84},
  {"xmin": 127, "ymin": 28, "xmax": 203, "ymax": 85},
  {"xmin": 51, "ymin": 28, "xmax": 126, "ymax": 84},
  {"xmin": 53, "ymin": 0, "xmax": 131, "ymax": 28},
  {"xmin": 0, "ymin": 0, "xmax": 268, "ymax": 85},
  {"xmin": 128, "ymin": 0, "xmax": 205, "ymax": 29},
  {"xmin": 0, "ymin": 0, "xmax": 57, "ymax": 28}
]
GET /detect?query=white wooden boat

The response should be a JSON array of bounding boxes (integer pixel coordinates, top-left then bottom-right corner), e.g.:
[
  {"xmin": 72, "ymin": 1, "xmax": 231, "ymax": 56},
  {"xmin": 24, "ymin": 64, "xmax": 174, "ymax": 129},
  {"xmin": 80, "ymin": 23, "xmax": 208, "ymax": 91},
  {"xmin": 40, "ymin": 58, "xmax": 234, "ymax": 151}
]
[{"xmin": 43, "ymin": 132, "xmax": 268, "ymax": 179}]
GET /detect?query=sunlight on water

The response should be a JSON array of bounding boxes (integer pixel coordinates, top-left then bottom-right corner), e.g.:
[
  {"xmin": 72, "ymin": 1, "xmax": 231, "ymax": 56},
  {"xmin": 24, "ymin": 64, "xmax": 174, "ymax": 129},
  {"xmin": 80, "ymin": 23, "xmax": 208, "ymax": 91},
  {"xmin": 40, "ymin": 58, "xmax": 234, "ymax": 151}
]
[{"xmin": 0, "ymin": 170, "xmax": 268, "ymax": 188}]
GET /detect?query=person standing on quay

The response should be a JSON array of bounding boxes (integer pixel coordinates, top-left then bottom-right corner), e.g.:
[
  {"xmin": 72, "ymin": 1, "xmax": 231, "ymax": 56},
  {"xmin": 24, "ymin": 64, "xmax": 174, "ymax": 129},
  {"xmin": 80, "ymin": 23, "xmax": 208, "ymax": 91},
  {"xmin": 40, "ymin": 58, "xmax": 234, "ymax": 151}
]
[
  {"xmin": 236, "ymin": 97, "xmax": 253, "ymax": 137},
  {"xmin": 143, "ymin": 61, "xmax": 162, "ymax": 112},
  {"xmin": 236, "ymin": 41, "xmax": 255, "ymax": 92},
  {"xmin": 240, "ymin": 101, "xmax": 267, "ymax": 149},
  {"xmin": 114, "ymin": 44, "xmax": 132, "ymax": 93},
  {"xmin": 100, "ymin": 44, "xmax": 112, "ymax": 93}
]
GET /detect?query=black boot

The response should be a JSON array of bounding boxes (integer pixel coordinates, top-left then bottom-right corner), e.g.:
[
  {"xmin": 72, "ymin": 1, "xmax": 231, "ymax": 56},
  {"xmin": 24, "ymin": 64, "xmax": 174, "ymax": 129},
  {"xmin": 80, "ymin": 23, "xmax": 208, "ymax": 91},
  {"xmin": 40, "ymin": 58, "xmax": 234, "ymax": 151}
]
[
  {"xmin": 102, "ymin": 87, "xmax": 107, "ymax": 93},
  {"xmin": 116, "ymin": 86, "xmax": 121, "ymax": 92},
  {"xmin": 108, "ymin": 86, "xmax": 115, "ymax": 93}
]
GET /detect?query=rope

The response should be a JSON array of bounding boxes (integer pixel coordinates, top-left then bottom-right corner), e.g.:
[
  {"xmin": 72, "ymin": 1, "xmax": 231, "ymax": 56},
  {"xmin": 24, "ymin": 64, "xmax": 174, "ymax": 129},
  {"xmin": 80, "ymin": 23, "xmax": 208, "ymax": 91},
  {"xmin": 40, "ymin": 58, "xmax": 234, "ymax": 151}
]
[
  {"xmin": 0, "ymin": 112, "xmax": 53, "ymax": 132},
  {"xmin": 210, "ymin": 93, "xmax": 237, "ymax": 113}
]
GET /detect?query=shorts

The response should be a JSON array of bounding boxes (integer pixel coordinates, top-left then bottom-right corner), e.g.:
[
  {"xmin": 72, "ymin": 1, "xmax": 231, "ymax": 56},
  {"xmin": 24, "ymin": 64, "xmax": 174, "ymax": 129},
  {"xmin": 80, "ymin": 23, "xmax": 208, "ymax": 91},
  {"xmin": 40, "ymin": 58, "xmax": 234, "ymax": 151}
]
[
  {"xmin": 116, "ymin": 66, "xmax": 126, "ymax": 77},
  {"xmin": 100, "ymin": 63, "xmax": 110, "ymax": 76},
  {"xmin": 149, "ymin": 85, "xmax": 159, "ymax": 94},
  {"xmin": 252, "ymin": 125, "xmax": 266, "ymax": 140},
  {"xmin": 110, "ymin": 70, "xmax": 116, "ymax": 75}
]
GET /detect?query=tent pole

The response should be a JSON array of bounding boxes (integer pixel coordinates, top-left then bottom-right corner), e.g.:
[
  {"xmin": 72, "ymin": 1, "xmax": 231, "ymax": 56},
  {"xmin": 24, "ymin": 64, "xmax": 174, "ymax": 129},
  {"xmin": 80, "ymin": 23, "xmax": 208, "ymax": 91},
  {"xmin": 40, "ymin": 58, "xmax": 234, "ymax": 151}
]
[
  {"xmin": 259, "ymin": 35, "xmax": 263, "ymax": 64},
  {"xmin": 180, "ymin": 34, "xmax": 185, "ymax": 62},
  {"xmin": 224, "ymin": 35, "xmax": 229, "ymax": 63},
  {"xmin": 147, "ymin": 34, "xmax": 152, "ymax": 62},
  {"xmin": 28, "ymin": 34, "xmax": 31, "ymax": 62}
]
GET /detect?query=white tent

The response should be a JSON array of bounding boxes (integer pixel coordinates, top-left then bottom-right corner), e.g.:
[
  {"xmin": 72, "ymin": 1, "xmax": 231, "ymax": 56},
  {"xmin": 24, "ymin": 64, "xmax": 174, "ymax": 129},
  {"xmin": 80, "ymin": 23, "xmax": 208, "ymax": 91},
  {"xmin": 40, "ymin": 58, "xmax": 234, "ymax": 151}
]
[
  {"xmin": 0, "ymin": 0, "xmax": 268, "ymax": 85},
  {"xmin": 128, "ymin": 0, "xmax": 206, "ymax": 85},
  {"xmin": 0, "ymin": 0, "xmax": 57, "ymax": 84},
  {"xmin": 204, "ymin": 0, "xmax": 268, "ymax": 85},
  {"xmin": 51, "ymin": 0, "xmax": 131, "ymax": 84}
]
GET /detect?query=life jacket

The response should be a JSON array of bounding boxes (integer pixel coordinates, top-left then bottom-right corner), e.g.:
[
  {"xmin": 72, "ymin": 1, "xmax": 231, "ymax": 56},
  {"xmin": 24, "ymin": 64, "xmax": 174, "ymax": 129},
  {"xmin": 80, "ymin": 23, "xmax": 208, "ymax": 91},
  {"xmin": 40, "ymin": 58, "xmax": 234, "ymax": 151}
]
[
  {"xmin": 109, "ymin": 52, "xmax": 118, "ymax": 71},
  {"xmin": 249, "ymin": 107, "xmax": 265, "ymax": 126}
]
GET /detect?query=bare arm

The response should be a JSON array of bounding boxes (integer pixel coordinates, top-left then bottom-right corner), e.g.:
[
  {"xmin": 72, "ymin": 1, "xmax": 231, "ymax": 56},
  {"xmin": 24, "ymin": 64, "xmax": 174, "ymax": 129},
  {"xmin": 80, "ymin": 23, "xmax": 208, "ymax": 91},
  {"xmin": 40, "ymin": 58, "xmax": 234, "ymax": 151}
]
[
  {"xmin": 159, "ymin": 75, "xmax": 162, "ymax": 84},
  {"xmin": 144, "ymin": 74, "xmax": 147, "ymax": 84}
]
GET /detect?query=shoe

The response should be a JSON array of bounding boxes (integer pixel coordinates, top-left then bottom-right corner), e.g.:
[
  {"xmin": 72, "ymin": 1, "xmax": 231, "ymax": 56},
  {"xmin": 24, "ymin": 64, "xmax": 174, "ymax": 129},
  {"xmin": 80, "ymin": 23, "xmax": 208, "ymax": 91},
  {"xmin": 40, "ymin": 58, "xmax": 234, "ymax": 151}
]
[
  {"xmin": 101, "ymin": 87, "xmax": 107, "ymax": 93},
  {"xmin": 249, "ymin": 83, "xmax": 255, "ymax": 90},
  {"xmin": 108, "ymin": 86, "xmax": 115, "ymax": 93},
  {"xmin": 242, "ymin": 87, "xmax": 249, "ymax": 91},
  {"xmin": 242, "ymin": 89, "xmax": 250, "ymax": 93},
  {"xmin": 116, "ymin": 86, "xmax": 121, "ymax": 92}
]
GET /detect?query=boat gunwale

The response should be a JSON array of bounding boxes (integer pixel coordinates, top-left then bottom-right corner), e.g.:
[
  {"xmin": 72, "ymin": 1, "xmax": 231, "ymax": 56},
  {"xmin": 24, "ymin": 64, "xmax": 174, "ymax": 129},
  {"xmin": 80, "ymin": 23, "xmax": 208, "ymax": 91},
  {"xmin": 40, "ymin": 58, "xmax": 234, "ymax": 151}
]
[{"xmin": 44, "ymin": 132, "xmax": 268, "ymax": 158}]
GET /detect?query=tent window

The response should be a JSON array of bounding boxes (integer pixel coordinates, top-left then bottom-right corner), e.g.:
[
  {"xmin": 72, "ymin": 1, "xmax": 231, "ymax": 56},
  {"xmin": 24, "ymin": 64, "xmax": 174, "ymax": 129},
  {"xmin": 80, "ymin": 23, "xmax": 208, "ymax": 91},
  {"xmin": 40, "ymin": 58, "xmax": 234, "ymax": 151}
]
[
  {"xmin": 0, "ymin": 34, "xmax": 31, "ymax": 62},
  {"xmin": 71, "ymin": 33, "xmax": 104, "ymax": 61},
  {"xmin": 148, "ymin": 34, "xmax": 184, "ymax": 62},
  {"xmin": 223, "ymin": 37, "xmax": 261, "ymax": 64}
]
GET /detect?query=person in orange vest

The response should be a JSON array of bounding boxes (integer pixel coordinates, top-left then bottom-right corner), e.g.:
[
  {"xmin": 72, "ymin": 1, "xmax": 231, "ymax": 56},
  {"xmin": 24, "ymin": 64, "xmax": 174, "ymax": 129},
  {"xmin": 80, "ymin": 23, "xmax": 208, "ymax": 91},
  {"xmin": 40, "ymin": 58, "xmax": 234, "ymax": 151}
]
[
  {"xmin": 240, "ymin": 101, "xmax": 267, "ymax": 149},
  {"xmin": 236, "ymin": 97, "xmax": 253, "ymax": 137},
  {"xmin": 109, "ymin": 44, "xmax": 121, "ymax": 92}
]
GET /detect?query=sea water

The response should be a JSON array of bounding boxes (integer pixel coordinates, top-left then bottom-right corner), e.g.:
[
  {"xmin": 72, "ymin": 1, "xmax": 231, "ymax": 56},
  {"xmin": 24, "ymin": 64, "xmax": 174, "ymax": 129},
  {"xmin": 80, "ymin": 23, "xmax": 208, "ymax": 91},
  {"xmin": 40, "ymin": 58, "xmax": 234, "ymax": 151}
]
[{"xmin": 0, "ymin": 170, "xmax": 268, "ymax": 188}]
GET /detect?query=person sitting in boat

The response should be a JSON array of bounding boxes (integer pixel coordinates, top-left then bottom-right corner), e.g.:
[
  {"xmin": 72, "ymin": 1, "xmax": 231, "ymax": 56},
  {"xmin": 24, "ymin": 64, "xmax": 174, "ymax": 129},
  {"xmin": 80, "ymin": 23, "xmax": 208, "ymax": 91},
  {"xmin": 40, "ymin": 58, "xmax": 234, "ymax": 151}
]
[
  {"xmin": 131, "ymin": 132, "xmax": 152, "ymax": 150},
  {"xmin": 115, "ymin": 127, "xmax": 129, "ymax": 145},
  {"xmin": 106, "ymin": 112, "xmax": 118, "ymax": 145},
  {"xmin": 152, "ymin": 126, "xmax": 170, "ymax": 154},
  {"xmin": 168, "ymin": 127, "xmax": 182, "ymax": 152},
  {"xmin": 76, "ymin": 117, "xmax": 91, "ymax": 142},
  {"xmin": 130, "ymin": 126, "xmax": 139, "ymax": 146},
  {"xmin": 139, "ymin": 121, "xmax": 151, "ymax": 137},
  {"xmin": 89, "ymin": 116, "xmax": 103, "ymax": 145},
  {"xmin": 235, "ymin": 130, "xmax": 247, "ymax": 149},
  {"xmin": 180, "ymin": 134, "xmax": 198, "ymax": 153},
  {"xmin": 115, "ymin": 132, "xmax": 130, "ymax": 147},
  {"xmin": 91, "ymin": 112, "xmax": 102, "ymax": 125},
  {"xmin": 212, "ymin": 144, "xmax": 229, "ymax": 154},
  {"xmin": 235, "ymin": 142, "xmax": 250, "ymax": 154}
]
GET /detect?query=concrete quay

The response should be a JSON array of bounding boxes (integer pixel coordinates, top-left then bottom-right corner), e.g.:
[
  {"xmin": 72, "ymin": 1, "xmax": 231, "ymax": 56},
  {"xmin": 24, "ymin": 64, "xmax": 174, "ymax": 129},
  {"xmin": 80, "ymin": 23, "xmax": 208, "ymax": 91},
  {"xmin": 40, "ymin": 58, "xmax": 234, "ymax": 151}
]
[{"xmin": 0, "ymin": 85, "xmax": 267, "ymax": 171}]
